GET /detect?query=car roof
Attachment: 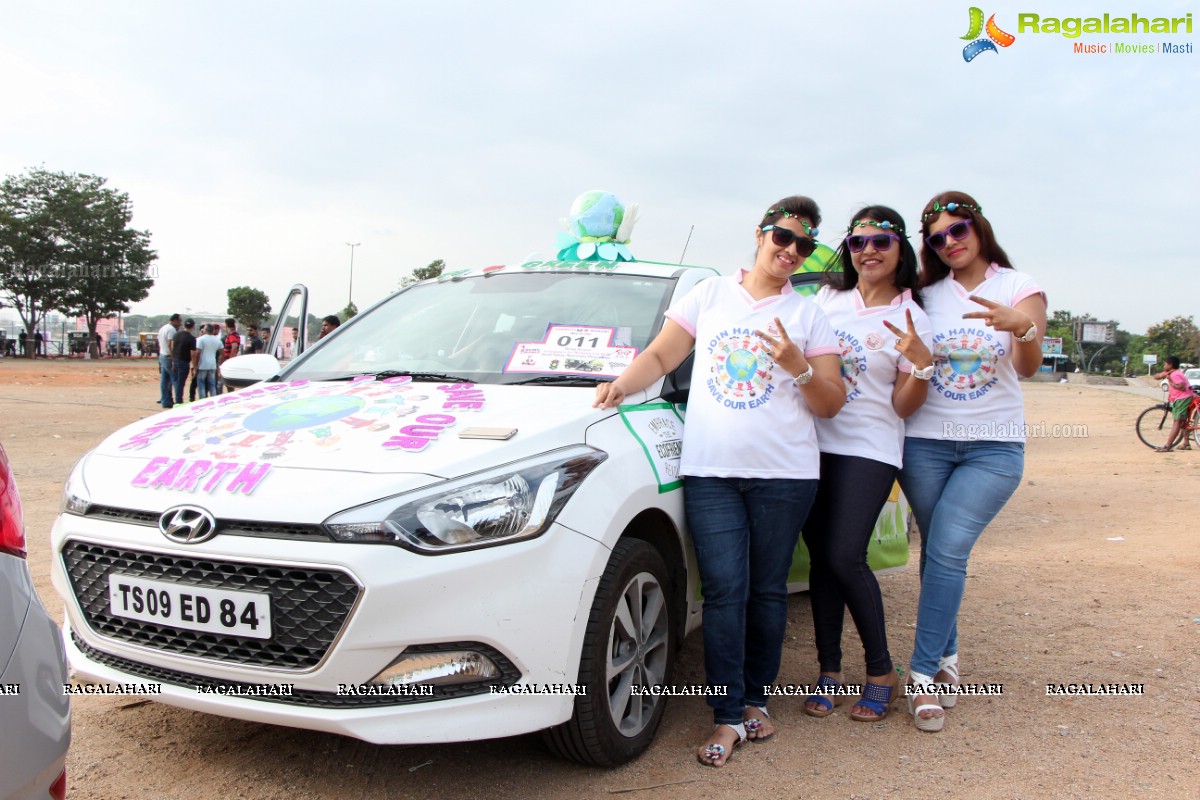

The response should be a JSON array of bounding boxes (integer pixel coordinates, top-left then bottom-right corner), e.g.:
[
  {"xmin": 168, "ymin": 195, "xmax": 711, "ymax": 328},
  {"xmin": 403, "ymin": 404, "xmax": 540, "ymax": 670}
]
[{"xmin": 435, "ymin": 259, "xmax": 720, "ymax": 282}]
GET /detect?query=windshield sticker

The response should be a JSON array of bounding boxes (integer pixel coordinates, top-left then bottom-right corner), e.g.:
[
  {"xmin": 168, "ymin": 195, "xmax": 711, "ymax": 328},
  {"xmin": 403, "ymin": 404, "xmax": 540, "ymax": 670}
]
[
  {"xmin": 519, "ymin": 259, "xmax": 620, "ymax": 272},
  {"xmin": 504, "ymin": 324, "xmax": 638, "ymax": 378},
  {"xmin": 125, "ymin": 379, "xmax": 487, "ymax": 489},
  {"xmin": 618, "ymin": 403, "xmax": 685, "ymax": 493}
]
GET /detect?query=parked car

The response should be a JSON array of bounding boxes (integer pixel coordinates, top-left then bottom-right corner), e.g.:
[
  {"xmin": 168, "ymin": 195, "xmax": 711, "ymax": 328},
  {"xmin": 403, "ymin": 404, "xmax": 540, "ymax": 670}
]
[
  {"xmin": 0, "ymin": 442, "xmax": 70, "ymax": 800},
  {"xmin": 1187, "ymin": 368, "xmax": 1200, "ymax": 393},
  {"xmin": 50, "ymin": 257, "xmax": 909, "ymax": 766}
]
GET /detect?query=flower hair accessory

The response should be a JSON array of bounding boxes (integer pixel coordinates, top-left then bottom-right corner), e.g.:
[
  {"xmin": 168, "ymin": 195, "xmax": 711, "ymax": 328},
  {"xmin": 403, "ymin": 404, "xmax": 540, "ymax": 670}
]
[
  {"xmin": 764, "ymin": 209, "xmax": 818, "ymax": 236},
  {"xmin": 850, "ymin": 219, "xmax": 907, "ymax": 238},
  {"xmin": 922, "ymin": 200, "xmax": 982, "ymax": 223}
]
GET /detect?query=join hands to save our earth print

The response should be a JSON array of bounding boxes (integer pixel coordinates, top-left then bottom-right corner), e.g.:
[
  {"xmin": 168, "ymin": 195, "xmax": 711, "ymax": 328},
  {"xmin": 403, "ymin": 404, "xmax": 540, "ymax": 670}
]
[{"xmin": 882, "ymin": 309, "xmax": 934, "ymax": 371}]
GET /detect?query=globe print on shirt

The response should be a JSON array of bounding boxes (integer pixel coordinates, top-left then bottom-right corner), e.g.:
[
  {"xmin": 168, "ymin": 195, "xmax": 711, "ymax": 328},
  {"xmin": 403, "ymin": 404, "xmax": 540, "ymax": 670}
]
[
  {"xmin": 931, "ymin": 327, "xmax": 1003, "ymax": 400},
  {"xmin": 705, "ymin": 327, "xmax": 777, "ymax": 410}
]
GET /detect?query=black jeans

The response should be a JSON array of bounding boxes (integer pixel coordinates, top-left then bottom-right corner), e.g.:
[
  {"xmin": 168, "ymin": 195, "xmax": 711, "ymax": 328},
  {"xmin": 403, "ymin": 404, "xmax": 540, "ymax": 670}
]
[{"xmin": 802, "ymin": 452, "xmax": 897, "ymax": 677}]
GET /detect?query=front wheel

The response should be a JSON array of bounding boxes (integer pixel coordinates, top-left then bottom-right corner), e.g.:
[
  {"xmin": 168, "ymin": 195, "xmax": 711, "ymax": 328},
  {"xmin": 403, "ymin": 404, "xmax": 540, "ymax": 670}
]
[
  {"xmin": 1192, "ymin": 406, "xmax": 1200, "ymax": 449},
  {"xmin": 1136, "ymin": 404, "xmax": 1175, "ymax": 449},
  {"xmin": 542, "ymin": 538, "xmax": 676, "ymax": 766}
]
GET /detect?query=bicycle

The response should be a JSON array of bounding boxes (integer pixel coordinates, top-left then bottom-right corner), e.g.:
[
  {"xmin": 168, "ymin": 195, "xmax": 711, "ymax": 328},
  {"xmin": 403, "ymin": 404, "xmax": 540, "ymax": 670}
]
[{"xmin": 1136, "ymin": 389, "xmax": 1200, "ymax": 450}]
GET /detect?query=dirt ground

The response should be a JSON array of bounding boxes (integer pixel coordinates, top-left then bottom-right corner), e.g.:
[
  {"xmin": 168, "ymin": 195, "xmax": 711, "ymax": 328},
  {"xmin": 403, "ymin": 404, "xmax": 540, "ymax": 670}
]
[{"xmin": 2, "ymin": 357, "xmax": 1197, "ymax": 800}]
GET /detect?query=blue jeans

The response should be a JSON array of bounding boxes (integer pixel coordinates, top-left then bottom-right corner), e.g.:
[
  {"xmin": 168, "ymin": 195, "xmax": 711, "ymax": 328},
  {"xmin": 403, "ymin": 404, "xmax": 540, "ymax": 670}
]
[
  {"xmin": 686, "ymin": 476, "xmax": 817, "ymax": 725},
  {"xmin": 169, "ymin": 358, "xmax": 188, "ymax": 404},
  {"xmin": 196, "ymin": 369, "xmax": 217, "ymax": 399},
  {"xmin": 898, "ymin": 437, "xmax": 1023, "ymax": 678},
  {"xmin": 158, "ymin": 354, "xmax": 175, "ymax": 407}
]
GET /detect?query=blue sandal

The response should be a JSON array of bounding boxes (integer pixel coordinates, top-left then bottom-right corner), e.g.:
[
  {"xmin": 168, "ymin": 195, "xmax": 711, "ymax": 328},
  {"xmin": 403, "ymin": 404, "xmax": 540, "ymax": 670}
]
[
  {"xmin": 803, "ymin": 675, "xmax": 843, "ymax": 718},
  {"xmin": 850, "ymin": 679, "xmax": 896, "ymax": 721}
]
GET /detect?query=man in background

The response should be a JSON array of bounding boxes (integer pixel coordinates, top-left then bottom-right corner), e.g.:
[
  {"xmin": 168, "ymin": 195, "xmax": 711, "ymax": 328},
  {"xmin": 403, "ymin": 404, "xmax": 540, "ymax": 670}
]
[
  {"xmin": 193, "ymin": 323, "xmax": 223, "ymax": 399},
  {"xmin": 157, "ymin": 313, "xmax": 181, "ymax": 407},
  {"xmin": 319, "ymin": 315, "xmax": 340, "ymax": 339},
  {"xmin": 171, "ymin": 319, "xmax": 198, "ymax": 405},
  {"xmin": 245, "ymin": 324, "xmax": 265, "ymax": 354}
]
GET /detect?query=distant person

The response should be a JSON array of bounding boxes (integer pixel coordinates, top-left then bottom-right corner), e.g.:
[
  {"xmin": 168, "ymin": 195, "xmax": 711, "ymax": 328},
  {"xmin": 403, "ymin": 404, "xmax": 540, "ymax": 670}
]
[
  {"xmin": 260, "ymin": 327, "xmax": 271, "ymax": 355},
  {"xmin": 1152, "ymin": 356, "xmax": 1193, "ymax": 452},
  {"xmin": 319, "ymin": 315, "xmax": 340, "ymax": 339},
  {"xmin": 221, "ymin": 318, "xmax": 242, "ymax": 393},
  {"xmin": 172, "ymin": 319, "xmax": 198, "ymax": 402},
  {"xmin": 157, "ymin": 314, "xmax": 181, "ymax": 407},
  {"xmin": 171, "ymin": 319, "xmax": 197, "ymax": 405},
  {"xmin": 193, "ymin": 323, "xmax": 223, "ymax": 399},
  {"xmin": 19, "ymin": 330, "xmax": 27, "ymax": 357},
  {"xmin": 95, "ymin": 332, "xmax": 103, "ymax": 358},
  {"xmin": 245, "ymin": 324, "xmax": 265, "ymax": 354},
  {"xmin": 35, "ymin": 330, "xmax": 44, "ymax": 357}
]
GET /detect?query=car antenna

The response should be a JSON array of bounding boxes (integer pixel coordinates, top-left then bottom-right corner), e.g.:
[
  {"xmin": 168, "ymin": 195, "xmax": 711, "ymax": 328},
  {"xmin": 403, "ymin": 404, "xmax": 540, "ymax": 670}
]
[{"xmin": 678, "ymin": 225, "xmax": 694, "ymax": 264}]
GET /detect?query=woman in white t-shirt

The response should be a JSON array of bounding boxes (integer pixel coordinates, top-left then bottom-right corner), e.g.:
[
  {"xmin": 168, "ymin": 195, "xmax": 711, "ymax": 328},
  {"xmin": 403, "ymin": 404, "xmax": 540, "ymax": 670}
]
[
  {"xmin": 594, "ymin": 196, "xmax": 844, "ymax": 767},
  {"xmin": 802, "ymin": 205, "xmax": 933, "ymax": 724},
  {"xmin": 899, "ymin": 191, "xmax": 1047, "ymax": 732}
]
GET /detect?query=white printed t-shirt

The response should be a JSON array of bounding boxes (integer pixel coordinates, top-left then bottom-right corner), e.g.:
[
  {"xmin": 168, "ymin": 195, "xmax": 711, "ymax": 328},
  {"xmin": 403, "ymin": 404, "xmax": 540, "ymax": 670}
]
[
  {"xmin": 664, "ymin": 270, "xmax": 839, "ymax": 479},
  {"xmin": 904, "ymin": 265, "xmax": 1045, "ymax": 442},
  {"xmin": 814, "ymin": 286, "xmax": 933, "ymax": 468}
]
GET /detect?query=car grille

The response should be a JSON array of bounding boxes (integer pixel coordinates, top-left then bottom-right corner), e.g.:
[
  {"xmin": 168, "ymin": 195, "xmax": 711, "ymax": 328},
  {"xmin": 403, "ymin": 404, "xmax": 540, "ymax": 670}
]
[
  {"xmin": 62, "ymin": 540, "xmax": 361, "ymax": 670},
  {"xmin": 82, "ymin": 504, "xmax": 332, "ymax": 541},
  {"xmin": 72, "ymin": 634, "xmax": 519, "ymax": 708}
]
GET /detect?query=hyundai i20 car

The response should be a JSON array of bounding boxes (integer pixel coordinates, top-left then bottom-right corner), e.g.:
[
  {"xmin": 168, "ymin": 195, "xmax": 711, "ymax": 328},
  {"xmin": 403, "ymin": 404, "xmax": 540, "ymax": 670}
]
[{"xmin": 51, "ymin": 258, "xmax": 910, "ymax": 766}]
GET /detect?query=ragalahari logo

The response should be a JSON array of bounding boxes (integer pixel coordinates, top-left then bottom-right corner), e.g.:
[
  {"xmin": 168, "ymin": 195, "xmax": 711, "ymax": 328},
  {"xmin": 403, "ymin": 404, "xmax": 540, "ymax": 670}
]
[{"xmin": 962, "ymin": 7, "xmax": 1016, "ymax": 61}]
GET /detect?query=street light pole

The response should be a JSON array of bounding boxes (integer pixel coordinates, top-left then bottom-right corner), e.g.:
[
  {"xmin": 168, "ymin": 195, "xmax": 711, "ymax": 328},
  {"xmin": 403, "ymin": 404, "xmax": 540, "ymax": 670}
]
[{"xmin": 346, "ymin": 242, "xmax": 361, "ymax": 308}]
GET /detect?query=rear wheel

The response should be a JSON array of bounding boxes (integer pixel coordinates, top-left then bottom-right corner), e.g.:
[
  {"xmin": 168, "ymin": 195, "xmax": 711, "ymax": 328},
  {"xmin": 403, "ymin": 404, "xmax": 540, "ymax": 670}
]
[
  {"xmin": 1136, "ymin": 404, "xmax": 1175, "ymax": 449},
  {"xmin": 542, "ymin": 538, "xmax": 675, "ymax": 766},
  {"xmin": 1191, "ymin": 406, "xmax": 1200, "ymax": 449}
]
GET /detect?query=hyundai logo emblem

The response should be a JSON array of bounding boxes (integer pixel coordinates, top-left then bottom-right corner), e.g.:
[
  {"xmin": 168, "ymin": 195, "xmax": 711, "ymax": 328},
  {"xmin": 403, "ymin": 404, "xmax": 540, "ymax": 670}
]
[{"xmin": 158, "ymin": 506, "xmax": 218, "ymax": 544}]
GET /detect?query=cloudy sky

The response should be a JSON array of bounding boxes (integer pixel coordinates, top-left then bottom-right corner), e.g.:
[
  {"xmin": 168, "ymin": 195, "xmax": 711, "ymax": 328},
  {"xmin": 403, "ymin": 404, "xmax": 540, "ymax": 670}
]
[{"xmin": 2, "ymin": 0, "xmax": 1196, "ymax": 333}]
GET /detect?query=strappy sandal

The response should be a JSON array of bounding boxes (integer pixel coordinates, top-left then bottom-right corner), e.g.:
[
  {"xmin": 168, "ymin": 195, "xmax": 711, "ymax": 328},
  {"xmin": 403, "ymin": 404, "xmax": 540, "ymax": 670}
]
[
  {"xmin": 906, "ymin": 671, "xmax": 944, "ymax": 732},
  {"xmin": 937, "ymin": 654, "xmax": 961, "ymax": 708},
  {"xmin": 850, "ymin": 675, "xmax": 897, "ymax": 722},
  {"xmin": 697, "ymin": 722, "xmax": 747, "ymax": 767},
  {"xmin": 743, "ymin": 706, "xmax": 774, "ymax": 742},
  {"xmin": 803, "ymin": 675, "xmax": 843, "ymax": 718}
]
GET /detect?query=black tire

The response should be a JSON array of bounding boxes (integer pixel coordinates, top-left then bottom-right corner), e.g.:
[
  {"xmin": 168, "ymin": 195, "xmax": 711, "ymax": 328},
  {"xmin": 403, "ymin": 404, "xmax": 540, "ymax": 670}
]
[
  {"xmin": 542, "ymin": 538, "xmax": 675, "ymax": 766},
  {"xmin": 1136, "ymin": 404, "xmax": 1175, "ymax": 449},
  {"xmin": 1192, "ymin": 406, "xmax": 1200, "ymax": 449}
]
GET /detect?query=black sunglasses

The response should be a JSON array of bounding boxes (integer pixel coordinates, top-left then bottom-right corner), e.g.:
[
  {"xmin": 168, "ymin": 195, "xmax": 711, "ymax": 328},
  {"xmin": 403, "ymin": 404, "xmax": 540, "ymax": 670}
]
[
  {"xmin": 845, "ymin": 233, "xmax": 900, "ymax": 254},
  {"xmin": 761, "ymin": 225, "xmax": 818, "ymax": 258},
  {"xmin": 924, "ymin": 219, "xmax": 973, "ymax": 252}
]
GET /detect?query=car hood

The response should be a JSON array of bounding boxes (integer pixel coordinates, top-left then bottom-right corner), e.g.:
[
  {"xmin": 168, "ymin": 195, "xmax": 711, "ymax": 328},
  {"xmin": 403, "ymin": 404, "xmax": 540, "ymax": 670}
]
[{"xmin": 78, "ymin": 379, "xmax": 605, "ymax": 519}]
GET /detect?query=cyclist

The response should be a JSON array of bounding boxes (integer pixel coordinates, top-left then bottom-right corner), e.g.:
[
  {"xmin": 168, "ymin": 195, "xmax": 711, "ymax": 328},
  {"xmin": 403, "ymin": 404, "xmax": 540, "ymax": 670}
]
[{"xmin": 1152, "ymin": 356, "xmax": 1193, "ymax": 452}]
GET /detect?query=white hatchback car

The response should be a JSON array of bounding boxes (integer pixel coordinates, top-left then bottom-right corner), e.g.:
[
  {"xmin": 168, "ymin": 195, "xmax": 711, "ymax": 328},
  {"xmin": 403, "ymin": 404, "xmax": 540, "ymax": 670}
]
[{"xmin": 51, "ymin": 258, "xmax": 909, "ymax": 765}]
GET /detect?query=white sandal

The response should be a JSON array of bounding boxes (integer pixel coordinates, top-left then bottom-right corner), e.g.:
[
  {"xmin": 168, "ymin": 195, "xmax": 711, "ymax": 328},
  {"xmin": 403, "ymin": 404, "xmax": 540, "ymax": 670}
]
[
  {"xmin": 937, "ymin": 654, "xmax": 960, "ymax": 708},
  {"xmin": 906, "ymin": 671, "xmax": 944, "ymax": 733},
  {"xmin": 697, "ymin": 722, "xmax": 747, "ymax": 767}
]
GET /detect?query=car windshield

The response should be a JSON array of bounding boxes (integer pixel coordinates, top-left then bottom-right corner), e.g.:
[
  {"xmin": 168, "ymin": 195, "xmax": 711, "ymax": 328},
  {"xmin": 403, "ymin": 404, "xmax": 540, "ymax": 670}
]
[{"xmin": 283, "ymin": 271, "xmax": 676, "ymax": 384}]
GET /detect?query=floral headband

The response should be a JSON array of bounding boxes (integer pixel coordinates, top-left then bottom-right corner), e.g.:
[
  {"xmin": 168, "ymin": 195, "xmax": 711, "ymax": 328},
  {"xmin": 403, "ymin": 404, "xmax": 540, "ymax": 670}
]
[
  {"xmin": 764, "ymin": 209, "xmax": 818, "ymax": 236},
  {"xmin": 850, "ymin": 219, "xmax": 907, "ymax": 238},
  {"xmin": 921, "ymin": 200, "xmax": 983, "ymax": 223}
]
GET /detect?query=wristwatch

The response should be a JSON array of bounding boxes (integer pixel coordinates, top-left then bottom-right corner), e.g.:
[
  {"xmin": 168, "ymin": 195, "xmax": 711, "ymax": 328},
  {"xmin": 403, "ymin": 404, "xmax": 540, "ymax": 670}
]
[
  {"xmin": 1014, "ymin": 322, "xmax": 1039, "ymax": 342},
  {"xmin": 911, "ymin": 364, "xmax": 935, "ymax": 381},
  {"xmin": 792, "ymin": 365, "xmax": 814, "ymax": 386}
]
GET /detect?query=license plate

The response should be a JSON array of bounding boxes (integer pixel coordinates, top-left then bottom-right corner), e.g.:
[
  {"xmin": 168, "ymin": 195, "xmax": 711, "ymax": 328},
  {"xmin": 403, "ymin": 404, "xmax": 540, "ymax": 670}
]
[{"xmin": 108, "ymin": 574, "xmax": 272, "ymax": 640}]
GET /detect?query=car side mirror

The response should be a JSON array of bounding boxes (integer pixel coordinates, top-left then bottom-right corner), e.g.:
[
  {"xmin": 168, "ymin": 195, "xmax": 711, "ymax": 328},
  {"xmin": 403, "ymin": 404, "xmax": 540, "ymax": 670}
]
[{"xmin": 661, "ymin": 352, "xmax": 693, "ymax": 404}]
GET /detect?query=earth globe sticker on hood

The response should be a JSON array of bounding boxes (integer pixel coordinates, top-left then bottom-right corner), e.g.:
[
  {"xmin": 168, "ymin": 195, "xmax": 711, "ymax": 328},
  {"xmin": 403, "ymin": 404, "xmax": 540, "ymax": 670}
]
[{"xmin": 555, "ymin": 190, "xmax": 639, "ymax": 262}]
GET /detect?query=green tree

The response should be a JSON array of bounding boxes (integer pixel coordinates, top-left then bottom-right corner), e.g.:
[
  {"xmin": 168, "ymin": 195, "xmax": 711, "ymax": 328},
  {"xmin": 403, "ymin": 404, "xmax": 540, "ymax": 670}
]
[
  {"xmin": 340, "ymin": 301, "xmax": 358, "ymax": 320},
  {"xmin": 400, "ymin": 258, "xmax": 445, "ymax": 288},
  {"xmin": 0, "ymin": 168, "xmax": 74, "ymax": 357},
  {"xmin": 1145, "ymin": 315, "xmax": 1200, "ymax": 365},
  {"xmin": 54, "ymin": 177, "xmax": 157, "ymax": 357},
  {"xmin": 227, "ymin": 286, "xmax": 271, "ymax": 327}
]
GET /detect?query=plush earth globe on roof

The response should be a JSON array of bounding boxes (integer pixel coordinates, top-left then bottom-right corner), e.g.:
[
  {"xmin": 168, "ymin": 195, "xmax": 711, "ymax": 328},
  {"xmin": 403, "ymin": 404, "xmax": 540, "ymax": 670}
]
[{"xmin": 556, "ymin": 190, "xmax": 639, "ymax": 262}]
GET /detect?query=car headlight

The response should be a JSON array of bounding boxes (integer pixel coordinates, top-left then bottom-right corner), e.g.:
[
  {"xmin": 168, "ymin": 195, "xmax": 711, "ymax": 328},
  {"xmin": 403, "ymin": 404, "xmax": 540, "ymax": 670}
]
[
  {"xmin": 323, "ymin": 446, "xmax": 607, "ymax": 554},
  {"xmin": 61, "ymin": 454, "xmax": 92, "ymax": 516}
]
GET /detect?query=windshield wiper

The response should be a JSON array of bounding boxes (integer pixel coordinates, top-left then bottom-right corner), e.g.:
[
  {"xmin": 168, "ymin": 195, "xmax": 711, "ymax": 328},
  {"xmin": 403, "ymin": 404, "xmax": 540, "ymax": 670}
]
[
  {"xmin": 327, "ymin": 370, "xmax": 475, "ymax": 383},
  {"xmin": 507, "ymin": 375, "xmax": 605, "ymax": 386}
]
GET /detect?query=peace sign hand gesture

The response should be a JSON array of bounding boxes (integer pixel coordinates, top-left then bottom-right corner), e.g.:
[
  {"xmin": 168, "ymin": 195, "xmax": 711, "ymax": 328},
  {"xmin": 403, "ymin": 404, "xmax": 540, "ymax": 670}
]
[
  {"xmin": 963, "ymin": 295, "xmax": 1034, "ymax": 337},
  {"xmin": 882, "ymin": 308, "xmax": 933, "ymax": 371},
  {"xmin": 754, "ymin": 317, "xmax": 807, "ymax": 378}
]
